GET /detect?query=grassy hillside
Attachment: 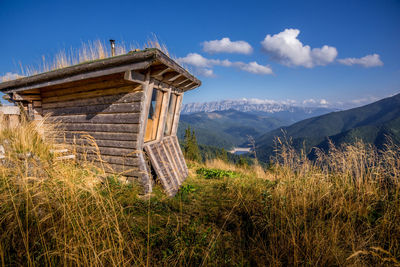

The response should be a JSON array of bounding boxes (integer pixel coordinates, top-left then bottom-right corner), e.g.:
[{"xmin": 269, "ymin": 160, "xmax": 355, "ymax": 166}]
[
  {"xmin": 256, "ymin": 93, "xmax": 400, "ymax": 162},
  {"xmin": 1, "ymin": 119, "xmax": 400, "ymax": 266},
  {"xmin": 178, "ymin": 109, "xmax": 288, "ymax": 149}
]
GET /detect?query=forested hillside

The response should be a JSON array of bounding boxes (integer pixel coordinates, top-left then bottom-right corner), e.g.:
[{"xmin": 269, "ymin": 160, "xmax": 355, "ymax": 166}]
[{"xmin": 256, "ymin": 93, "xmax": 400, "ymax": 162}]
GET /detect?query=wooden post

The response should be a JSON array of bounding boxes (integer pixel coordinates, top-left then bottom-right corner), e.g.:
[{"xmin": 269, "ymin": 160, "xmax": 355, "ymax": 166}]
[
  {"xmin": 137, "ymin": 70, "xmax": 154, "ymax": 194},
  {"xmin": 171, "ymin": 94, "xmax": 183, "ymax": 136},
  {"xmin": 155, "ymin": 84, "xmax": 171, "ymax": 141}
]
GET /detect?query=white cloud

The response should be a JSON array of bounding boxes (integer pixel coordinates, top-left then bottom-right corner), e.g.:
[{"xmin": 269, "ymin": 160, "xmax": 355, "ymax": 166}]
[
  {"xmin": 0, "ymin": 72, "xmax": 23, "ymax": 82},
  {"xmin": 337, "ymin": 54, "xmax": 383, "ymax": 67},
  {"xmin": 233, "ymin": 61, "xmax": 273, "ymax": 75},
  {"xmin": 178, "ymin": 53, "xmax": 273, "ymax": 76},
  {"xmin": 202, "ymin": 37, "xmax": 253, "ymax": 54},
  {"xmin": 177, "ymin": 53, "xmax": 212, "ymax": 67},
  {"xmin": 261, "ymin": 29, "xmax": 338, "ymax": 68},
  {"xmin": 196, "ymin": 68, "xmax": 215, "ymax": 77}
]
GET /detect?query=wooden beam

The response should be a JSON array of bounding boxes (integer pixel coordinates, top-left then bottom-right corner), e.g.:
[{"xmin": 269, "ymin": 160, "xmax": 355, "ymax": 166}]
[
  {"xmin": 151, "ymin": 66, "xmax": 170, "ymax": 77},
  {"xmin": 172, "ymin": 77, "xmax": 189, "ymax": 87},
  {"xmin": 12, "ymin": 92, "xmax": 41, "ymax": 102},
  {"xmin": 124, "ymin": 70, "xmax": 146, "ymax": 84},
  {"xmin": 162, "ymin": 72, "xmax": 182, "ymax": 82},
  {"xmin": 171, "ymin": 95, "xmax": 183, "ymax": 136},
  {"xmin": 186, "ymin": 83, "xmax": 199, "ymax": 91},
  {"xmin": 180, "ymin": 80, "xmax": 192, "ymax": 87},
  {"xmin": 137, "ymin": 70, "xmax": 154, "ymax": 194},
  {"xmin": 183, "ymin": 81, "xmax": 196, "ymax": 88}
]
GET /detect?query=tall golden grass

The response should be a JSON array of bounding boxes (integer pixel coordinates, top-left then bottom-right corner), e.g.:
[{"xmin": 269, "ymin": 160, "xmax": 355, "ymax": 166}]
[{"xmin": 0, "ymin": 118, "xmax": 399, "ymax": 266}]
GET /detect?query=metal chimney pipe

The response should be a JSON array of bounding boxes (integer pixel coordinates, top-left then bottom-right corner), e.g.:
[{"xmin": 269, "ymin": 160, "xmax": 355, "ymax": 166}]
[{"xmin": 109, "ymin": 39, "xmax": 115, "ymax": 56}]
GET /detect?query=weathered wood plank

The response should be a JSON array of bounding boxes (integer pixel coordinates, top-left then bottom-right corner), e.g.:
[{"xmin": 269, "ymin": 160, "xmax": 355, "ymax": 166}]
[
  {"xmin": 52, "ymin": 123, "xmax": 140, "ymax": 133},
  {"xmin": 74, "ymin": 145, "xmax": 140, "ymax": 157},
  {"xmin": 159, "ymin": 141, "xmax": 181, "ymax": 190},
  {"xmin": 171, "ymin": 136, "xmax": 188, "ymax": 176},
  {"xmin": 42, "ymin": 91, "xmax": 143, "ymax": 109},
  {"xmin": 42, "ymin": 85, "xmax": 140, "ymax": 103},
  {"xmin": 43, "ymin": 102, "xmax": 141, "ymax": 116},
  {"xmin": 76, "ymin": 153, "xmax": 140, "ymax": 166},
  {"xmin": 48, "ymin": 113, "xmax": 140, "ymax": 124},
  {"xmin": 164, "ymin": 138, "xmax": 184, "ymax": 181},
  {"xmin": 144, "ymin": 144, "xmax": 175, "ymax": 196},
  {"xmin": 57, "ymin": 131, "xmax": 137, "ymax": 141},
  {"xmin": 164, "ymin": 138, "xmax": 183, "ymax": 178},
  {"xmin": 155, "ymin": 143, "xmax": 178, "ymax": 191},
  {"xmin": 171, "ymin": 95, "xmax": 183, "ymax": 136},
  {"xmin": 53, "ymin": 138, "xmax": 137, "ymax": 149},
  {"xmin": 12, "ymin": 93, "xmax": 41, "ymax": 101}
]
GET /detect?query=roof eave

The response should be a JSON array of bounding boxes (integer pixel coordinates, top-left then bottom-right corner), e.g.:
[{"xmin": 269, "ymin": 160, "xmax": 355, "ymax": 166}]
[{"xmin": 0, "ymin": 48, "xmax": 201, "ymax": 93}]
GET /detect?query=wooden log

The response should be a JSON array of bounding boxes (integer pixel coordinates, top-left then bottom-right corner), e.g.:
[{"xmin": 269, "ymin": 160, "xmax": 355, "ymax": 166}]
[
  {"xmin": 48, "ymin": 113, "xmax": 140, "ymax": 124},
  {"xmin": 52, "ymin": 123, "xmax": 140, "ymax": 133},
  {"xmin": 57, "ymin": 131, "xmax": 137, "ymax": 141},
  {"xmin": 74, "ymin": 145, "xmax": 141, "ymax": 157},
  {"xmin": 12, "ymin": 93, "xmax": 41, "ymax": 101},
  {"xmin": 53, "ymin": 138, "xmax": 137, "ymax": 149},
  {"xmin": 75, "ymin": 153, "xmax": 140, "ymax": 166},
  {"xmin": 42, "ymin": 91, "xmax": 143, "ymax": 109},
  {"xmin": 32, "ymin": 101, "xmax": 42, "ymax": 107},
  {"xmin": 42, "ymin": 85, "xmax": 141, "ymax": 103},
  {"xmin": 43, "ymin": 102, "xmax": 141, "ymax": 116}
]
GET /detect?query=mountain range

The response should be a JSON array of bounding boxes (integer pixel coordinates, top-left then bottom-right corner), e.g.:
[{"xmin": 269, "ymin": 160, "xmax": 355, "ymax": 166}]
[
  {"xmin": 255, "ymin": 93, "xmax": 400, "ymax": 162},
  {"xmin": 181, "ymin": 99, "xmax": 336, "ymax": 124},
  {"xmin": 178, "ymin": 101, "xmax": 336, "ymax": 149}
]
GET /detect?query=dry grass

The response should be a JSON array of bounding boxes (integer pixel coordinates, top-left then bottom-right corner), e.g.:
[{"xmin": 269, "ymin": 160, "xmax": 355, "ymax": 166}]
[
  {"xmin": 0, "ymin": 118, "xmax": 399, "ymax": 266},
  {"xmin": 0, "ymin": 35, "xmax": 171, "ymax": 81}
]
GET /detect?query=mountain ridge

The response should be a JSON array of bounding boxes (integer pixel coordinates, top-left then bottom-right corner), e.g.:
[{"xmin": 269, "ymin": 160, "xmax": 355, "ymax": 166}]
[
  {"xmin": 255, "ymin": 93, "xmax": 400, "ymax": 162},
  {"xmin": 182, "ymin": 99, "xmax": 337, "ymax": 115}
]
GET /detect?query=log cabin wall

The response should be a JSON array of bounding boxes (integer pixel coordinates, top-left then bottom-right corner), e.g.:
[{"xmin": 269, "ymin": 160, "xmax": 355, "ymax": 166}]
[
  {"xmin": 0, "ymin": 49, "xmax": 202, "ymax": 196},
  {"xmin": 40, "ymin": 73, "xmax": 145, "ymax": 180}
]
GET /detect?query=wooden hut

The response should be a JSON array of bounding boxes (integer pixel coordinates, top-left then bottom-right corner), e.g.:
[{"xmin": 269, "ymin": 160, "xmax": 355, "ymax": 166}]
[{"xmin": 0, "ymin": 48, "xmax": 201, "ymax": 195}]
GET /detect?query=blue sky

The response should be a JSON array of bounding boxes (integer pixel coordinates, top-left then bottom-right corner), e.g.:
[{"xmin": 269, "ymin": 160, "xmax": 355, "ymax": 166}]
[{"xmin": 1, "ymin": 0, "xmax": 399, "ymax": 108}]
